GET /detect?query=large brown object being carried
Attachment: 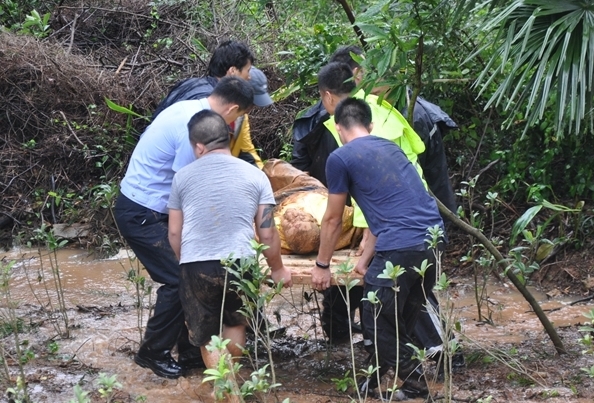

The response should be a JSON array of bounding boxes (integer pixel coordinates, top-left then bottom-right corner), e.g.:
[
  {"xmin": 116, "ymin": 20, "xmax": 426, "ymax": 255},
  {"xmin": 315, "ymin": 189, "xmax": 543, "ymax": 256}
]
[{"xmin": 263, "ymin": 159, "xmax": 356, "ymax": 254}]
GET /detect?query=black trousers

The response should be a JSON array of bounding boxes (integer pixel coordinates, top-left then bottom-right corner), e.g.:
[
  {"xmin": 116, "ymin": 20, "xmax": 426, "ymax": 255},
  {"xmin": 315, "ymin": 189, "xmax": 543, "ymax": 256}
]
[
  {"xmin": 361, "ymin": 248, "xmax": 437, "ymax": 380},
  {"xmin": 114, "ymin": 193, "xmax": 196, "ymax": 355},
  {"xmin": 321, "ymin": 286, "xmax": 364, "ymax": 341}
]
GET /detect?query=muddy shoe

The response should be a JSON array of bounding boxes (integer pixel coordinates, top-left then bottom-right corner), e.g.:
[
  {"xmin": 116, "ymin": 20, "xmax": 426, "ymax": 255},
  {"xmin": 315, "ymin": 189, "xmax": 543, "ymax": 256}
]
[
  {"xmin": 399, "ymin": 371, "xmax": 429, "ymax": 400},
  {"xmin": 452, "ymin": 351, "xmax": 466, "ymax": 368},
  {"xmin": 357, "ymin": 380, "xmax": 410, "ymax": 402},
  {"xmin": 134, "ymin": 349, "xmax": 181, "ymax": 379},
  {"xmin": 398, "ymin": 361, "xmax": 429, "ymax": 400}
]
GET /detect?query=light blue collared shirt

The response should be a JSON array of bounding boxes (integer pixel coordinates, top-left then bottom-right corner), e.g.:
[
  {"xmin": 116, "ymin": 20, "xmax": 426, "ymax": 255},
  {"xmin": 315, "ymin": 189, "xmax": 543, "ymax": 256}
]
[{"xmin": 120, "ymin": 98, "xmax": 211, "ymax": 213}]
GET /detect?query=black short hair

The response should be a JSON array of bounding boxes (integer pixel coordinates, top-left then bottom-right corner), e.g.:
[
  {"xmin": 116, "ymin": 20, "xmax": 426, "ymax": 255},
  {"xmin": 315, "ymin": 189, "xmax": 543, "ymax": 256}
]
[
  {"xmin": 317, "ymin": 62, "xmax": 356, "ymax": 95},
  {"xmin": 206, "ymin": 40, "xmax": 255, "ymax": 78},
  {"xmin": 329, "ymin": 45, "xmax": 364, "ymax": 70},
  {"xmin": 211, "ymin": 76, "xmax": 254, "ymax": 112},
  {"xmin": 187, "ymin": 110, "xmax": 230, "ymax": 151},
  {"xmin": 334, "ymin": 98, "xmax": 372, "ymax": 130}
]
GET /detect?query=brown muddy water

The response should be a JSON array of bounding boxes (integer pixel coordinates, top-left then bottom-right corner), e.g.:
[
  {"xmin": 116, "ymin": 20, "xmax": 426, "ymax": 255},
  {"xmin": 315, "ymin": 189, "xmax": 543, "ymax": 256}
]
[{"xmin": 1, "ymin": 247, "xmax": 593, "ymax": 403}]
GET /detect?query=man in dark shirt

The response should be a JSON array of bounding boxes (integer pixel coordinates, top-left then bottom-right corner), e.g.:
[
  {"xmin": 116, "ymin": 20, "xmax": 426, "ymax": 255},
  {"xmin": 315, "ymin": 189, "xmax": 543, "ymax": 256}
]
[{"xmin": 311, "ymin": 98, "xmax": 444, "ymax": 400}]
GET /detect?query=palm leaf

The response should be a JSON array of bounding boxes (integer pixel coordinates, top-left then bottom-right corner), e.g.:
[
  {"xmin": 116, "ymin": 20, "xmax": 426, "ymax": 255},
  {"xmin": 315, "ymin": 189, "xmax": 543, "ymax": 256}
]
[{"xmin": 470, "ymin": 0, "xmax": 594, "ymax": 137}]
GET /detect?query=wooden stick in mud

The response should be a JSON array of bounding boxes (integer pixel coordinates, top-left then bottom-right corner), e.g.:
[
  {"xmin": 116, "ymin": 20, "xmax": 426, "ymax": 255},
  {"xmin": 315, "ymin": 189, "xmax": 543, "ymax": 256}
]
[{"xmin": 433, "ymin": 194, "xmax": 567, "ymax": 354}]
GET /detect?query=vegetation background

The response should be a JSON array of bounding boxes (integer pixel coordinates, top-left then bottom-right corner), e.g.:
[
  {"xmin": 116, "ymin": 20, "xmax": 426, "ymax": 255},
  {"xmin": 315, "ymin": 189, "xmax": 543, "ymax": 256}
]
[
  {"xmin": 1, "ymin": 1, "xmax": 594, "ymax": 402},
  {"xmin": 1, "ymin": 0, "xmax": 593, "ymax": 257}
]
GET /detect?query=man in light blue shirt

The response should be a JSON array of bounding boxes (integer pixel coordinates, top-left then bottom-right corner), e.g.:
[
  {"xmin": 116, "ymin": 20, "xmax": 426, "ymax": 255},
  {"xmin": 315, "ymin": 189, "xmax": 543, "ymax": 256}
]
[{"xmin": 114, "ymin": 76, "xmax": 254, "ymax": 379}]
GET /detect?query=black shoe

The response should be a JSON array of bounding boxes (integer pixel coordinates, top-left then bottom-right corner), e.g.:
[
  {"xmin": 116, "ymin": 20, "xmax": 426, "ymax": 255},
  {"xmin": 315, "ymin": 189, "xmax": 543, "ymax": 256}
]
[
  {"xmin": 357, "ymin": 379, "xmax": 409, "ymax": 402},
  {"xmin": 452, "ymin": 351, "xmax": 466, "ymax": 368},
  {"xmin": 399, "ymin": 371, "xmax": 429, "ymax": 400},
  {"xmin": 178, "ymin": 350, "xmax": 206, "ymax": 374},
  {"xmin": 398, "ymin": 361, "xmax": 429, "ymax": 400},
  {"xmin": 134, "ymin": 348, "xmax": 182, "ymax": 379}
]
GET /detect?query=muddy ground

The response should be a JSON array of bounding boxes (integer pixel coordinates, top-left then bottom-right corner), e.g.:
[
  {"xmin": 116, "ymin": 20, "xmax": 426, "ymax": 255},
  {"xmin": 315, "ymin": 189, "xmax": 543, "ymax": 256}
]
[{"xmin": 1, "ymin": 247, "xmax": 593, "ymax": 403}]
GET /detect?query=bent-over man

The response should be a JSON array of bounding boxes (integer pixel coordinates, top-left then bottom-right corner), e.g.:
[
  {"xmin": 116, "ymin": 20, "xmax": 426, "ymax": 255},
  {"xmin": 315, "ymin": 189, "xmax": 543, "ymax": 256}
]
[
  {"xmin": 167, "ymin": 110, "xmax": 291, "ymax": 397},
  {"xmin": 311, "ymin": 98, "xmax": 444, "ymax": 400},
  {"xmin": 114, "ymin": 76, "xmax": 254, "ymax": 379}
]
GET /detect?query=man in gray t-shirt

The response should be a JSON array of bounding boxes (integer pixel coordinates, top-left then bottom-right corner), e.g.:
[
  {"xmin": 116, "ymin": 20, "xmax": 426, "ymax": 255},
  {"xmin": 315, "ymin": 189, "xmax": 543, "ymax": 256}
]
[
  {"xmin": 167, "ymin": 110, "xmax": 292, "ymax": 390},
  {"xmin": 168, "ymin": 151, "xmax": 274, "ymax": 263}
]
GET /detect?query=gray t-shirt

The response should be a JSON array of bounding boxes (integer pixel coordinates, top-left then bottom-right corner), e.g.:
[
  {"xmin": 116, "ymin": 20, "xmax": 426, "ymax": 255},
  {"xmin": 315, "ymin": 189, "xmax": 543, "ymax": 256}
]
[{"xmin": 168, "ymin": 153, "xmax": 275, "ymax": 264}]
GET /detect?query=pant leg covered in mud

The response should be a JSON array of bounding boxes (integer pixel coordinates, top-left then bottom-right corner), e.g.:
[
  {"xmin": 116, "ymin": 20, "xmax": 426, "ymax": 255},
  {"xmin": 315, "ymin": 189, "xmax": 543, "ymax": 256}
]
[
  {"xmin": 361, "ymin": 249, "xmax": 436, "ymax": 390},
  {"xmin": 114, "ymin": 194, "xmax": 197, "ymax": 356},
  {"xmin": 321, "ymin": 286, "xmax": 364, "ymax": 342},
  {"xmin": 412, "ymin": 291, "xmax": 444, "ymax": 352}
]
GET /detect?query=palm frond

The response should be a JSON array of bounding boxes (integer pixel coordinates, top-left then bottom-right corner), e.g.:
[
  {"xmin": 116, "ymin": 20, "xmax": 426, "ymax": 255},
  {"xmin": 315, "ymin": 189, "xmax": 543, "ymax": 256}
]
[{"xmin": 472, "ymin": 0, "xmax": 594, "ymax": 136}]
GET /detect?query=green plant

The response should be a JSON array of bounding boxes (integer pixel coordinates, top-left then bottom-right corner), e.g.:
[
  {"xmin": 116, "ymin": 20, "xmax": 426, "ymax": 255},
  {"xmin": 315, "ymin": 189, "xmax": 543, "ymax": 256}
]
[
  {"xmin": 125, "ymin": 260, "xmax": 152, "ymax": 343},
  {"xmin": 5, "ymin": 376, "xmax": 28, "ymax": 403},
  {"xmin": 46, "ymin": 341, "xmax": 59, "ymax": 355},
  {"xmin": 240, "ymin": 364, "xmax": 281, "ymax": 398},
  {"xmin": 96, "ymin": 373, "xmax": 123, "ymax": 403},
  {"xmin": 276, "ymin": 21, "xmax": 353, "ymax": 100},
  {"xmin": 471, "ymin": 0, "xmax": 594, "ymax": 136},
  {"xmin": 578, "ymin": 308, "xmax": 594, "ymax": 379},
  {"xmin": 581, "ymin": 365, "xmax": 594, "ymax": 378},
  {"xmin": 226, "ymin": 241, "xmax": 286, "ymax": 384},
  {"xmin": 202, "ymin": 335, "xmax": 242, "ymax": 401},
  {"xmin": 25, "ymin": 224, "xmax": 70, "ymax": 338},
  {"xmin": 200, "ymin": 242, "xmax": 287, "ymax": 401},
  {"xmin": 1, "ymin": 260, "xmax": 30, "ymax": 402},
  {"xmin": 331, "ymin": 370, "xmax": 355, "ymax": 392},
  {"xmin": 68, "ymin": 384, "xmax": 90, "ymax": 403},
  {"xmin": 278, "ymin": 142, "xmax": 293, "ymax": 162},
  {"xmin": 333, "ymin": 260, "xmax": 361, "ymax": 398},
  {"xmin": 20, "ymin": 9, "xmax": 51, "ymax": 37},
  {"xmin": 67, "ymin": 374, "xmax": 123, "ymax": 403},
  {"xmin": 505, "ymin": 200, "xmax": 582, "ymax": 283},
  {"xmin": 21, "ymin": 139, "xmax": 36, "ymax": 149}
]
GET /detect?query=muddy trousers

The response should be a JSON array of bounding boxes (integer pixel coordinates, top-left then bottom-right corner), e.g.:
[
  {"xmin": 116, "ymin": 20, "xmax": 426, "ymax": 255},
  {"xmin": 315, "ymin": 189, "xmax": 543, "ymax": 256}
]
[
  {"xmin": 361, "ymin": 248, "xmax": 437, "ymax": 391},
  {"xmin": 413, "ymin": 290, "xmax": 445, "ymax": 350},
  {"xmin": 114, "ymin": 194, "xmax": 197, "ymax": 356},
  {"xmin": 321, "ymin": 286, "xmax": 444, "ymax": 348},
  {"xmin": 321, "ymin": 286, "xmax": 364, "ymax": 341}
]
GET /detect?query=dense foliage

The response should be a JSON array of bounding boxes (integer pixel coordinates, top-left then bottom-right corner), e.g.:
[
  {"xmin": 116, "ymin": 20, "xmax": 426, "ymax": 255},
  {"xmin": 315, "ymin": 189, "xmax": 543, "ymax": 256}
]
[{"xmin": 1, "ymin": 0, "xmax": 593, "ymax": 250}]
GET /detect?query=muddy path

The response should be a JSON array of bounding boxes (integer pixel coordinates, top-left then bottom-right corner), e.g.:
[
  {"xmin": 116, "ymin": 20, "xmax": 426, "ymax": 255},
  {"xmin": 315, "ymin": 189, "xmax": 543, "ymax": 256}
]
[{"xmin": 1, "ymin": 248, "xmax": 593, "ymax": 403}]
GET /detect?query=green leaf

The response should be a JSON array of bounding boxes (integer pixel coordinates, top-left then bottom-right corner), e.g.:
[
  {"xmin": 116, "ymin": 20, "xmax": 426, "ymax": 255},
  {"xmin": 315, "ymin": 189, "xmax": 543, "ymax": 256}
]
[
  {"xmin": 540, "ymin": 199, "xmax": 582, "ymax": 212},
  {"xmin": 104, "ymin": 98, "xmax": 145, "ymax": 119},
  {"xmin": 470, "ymin": 0, "xmax": 594, "ymax": 136},
  {"xmin": 510, "ymin": 205, "xmax": 542, "ymax": 246}
]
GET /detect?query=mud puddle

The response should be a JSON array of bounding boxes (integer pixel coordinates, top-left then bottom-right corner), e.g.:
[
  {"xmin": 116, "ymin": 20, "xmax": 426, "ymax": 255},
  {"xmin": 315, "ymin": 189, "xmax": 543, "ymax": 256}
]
[{"xmin": 1, "ymin": 247, "xmax": 593, "ymax": 402}]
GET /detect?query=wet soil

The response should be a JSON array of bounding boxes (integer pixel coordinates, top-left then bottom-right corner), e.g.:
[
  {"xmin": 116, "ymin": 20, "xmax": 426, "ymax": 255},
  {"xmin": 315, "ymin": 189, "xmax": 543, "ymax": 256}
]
[{"xmin": 1, "ymin": 248, "xmax": 593, "ymax": 403}]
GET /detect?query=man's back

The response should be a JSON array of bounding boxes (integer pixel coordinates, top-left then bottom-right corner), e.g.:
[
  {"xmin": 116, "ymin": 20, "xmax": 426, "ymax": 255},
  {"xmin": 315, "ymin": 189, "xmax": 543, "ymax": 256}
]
[
  {"xmin": 168, "ymin": 153, "xmax": 274, "ymax": 263},
  {"xmin": 120, "ymin": 98, "xmax": 210, "ymax": 213},
  {"xmin": 326, "ymin": 136, "xmax": 442, "ymax": 252},
  {"xmin": 407, "ymin": 98, "xmax": 458, "ymax": 214},
  {"xmin": 152, "ymin": 76, "xmax": 218, "ymax": 120}
]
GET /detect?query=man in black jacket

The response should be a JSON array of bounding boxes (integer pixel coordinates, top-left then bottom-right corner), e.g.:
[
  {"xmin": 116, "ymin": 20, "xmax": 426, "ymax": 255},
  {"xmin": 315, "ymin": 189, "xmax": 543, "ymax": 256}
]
[
  {"xmin": 152, "ymin": 40, "xmax": 255, "ymax": 119},
  {"xmin": 152, "ymin": 41, "xmax": 273, "ymax": 168},
  {"xmin": 290, "ymin": 46, "xmax": 363, "ymax": 186}
]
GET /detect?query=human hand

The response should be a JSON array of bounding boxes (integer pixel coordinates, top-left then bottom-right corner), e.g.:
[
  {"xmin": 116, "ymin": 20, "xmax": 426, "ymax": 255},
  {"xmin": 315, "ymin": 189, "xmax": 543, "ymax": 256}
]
[
  {"xmin": 354, "ymin": 260, "xmax": 368, "ymax": 276},
  {"xmin": 311, "ymin": 266, "xmax": 332, "ymax": 291},
  {"xmin": 271, "ymin": 266, "xmax": 293, "ymax": 288},
  {"xmin": 355, "ymin": 228, "xmax": 370, "ymax": 257}
]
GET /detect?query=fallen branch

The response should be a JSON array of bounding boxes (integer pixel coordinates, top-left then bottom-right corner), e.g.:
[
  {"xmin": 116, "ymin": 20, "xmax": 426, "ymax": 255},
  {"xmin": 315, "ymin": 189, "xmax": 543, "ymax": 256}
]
[
  {"xmin": 570, "ymin": 294, "xmax": 594, "ymax": 306},
  {"xmin": 433, "ymin": 193, "xmax": 567, "ymax": 354}
]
